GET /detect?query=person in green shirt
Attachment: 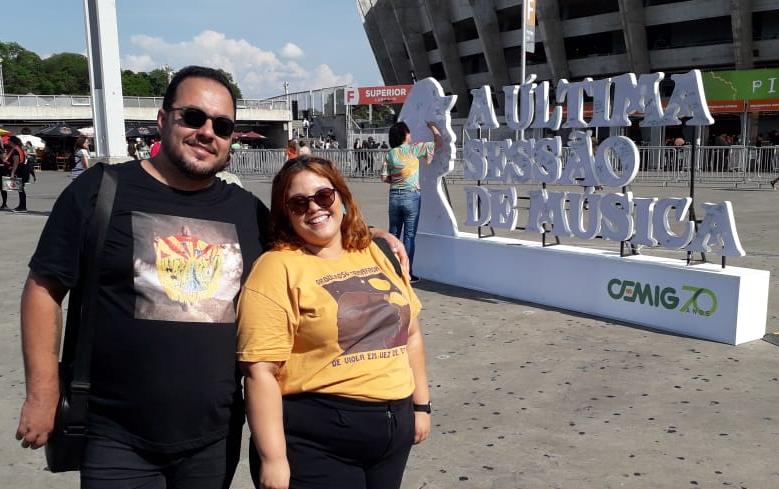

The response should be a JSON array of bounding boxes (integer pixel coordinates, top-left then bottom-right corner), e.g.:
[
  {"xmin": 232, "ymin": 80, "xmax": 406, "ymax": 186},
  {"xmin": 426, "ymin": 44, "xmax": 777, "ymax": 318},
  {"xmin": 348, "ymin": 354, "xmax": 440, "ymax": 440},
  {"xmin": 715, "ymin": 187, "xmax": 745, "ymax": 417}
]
[{"xmin": 381, "ymin": 121, "xmax": 441, "ymax": 282}]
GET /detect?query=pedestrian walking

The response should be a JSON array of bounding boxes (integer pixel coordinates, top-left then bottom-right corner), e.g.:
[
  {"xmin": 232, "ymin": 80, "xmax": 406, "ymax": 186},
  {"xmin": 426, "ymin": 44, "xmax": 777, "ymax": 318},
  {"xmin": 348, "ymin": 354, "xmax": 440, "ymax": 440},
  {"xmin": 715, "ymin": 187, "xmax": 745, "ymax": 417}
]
[
  {"xmin": 24, "ymin": 142, "xmax": 38, "ymax": 182},
  {"xmin": 70, "ymin": 136, "xmax": 90, "ymax": 179},
  {"xmin": 2, "ymin": 136, "xmax": 28, "ymax": 212}
]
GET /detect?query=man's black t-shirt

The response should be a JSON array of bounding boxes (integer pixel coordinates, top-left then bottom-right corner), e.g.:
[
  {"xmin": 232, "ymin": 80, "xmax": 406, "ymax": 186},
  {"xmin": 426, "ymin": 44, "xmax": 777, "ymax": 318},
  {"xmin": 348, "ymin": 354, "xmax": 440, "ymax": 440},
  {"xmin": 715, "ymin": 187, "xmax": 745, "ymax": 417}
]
[{"xmin": 30, "ymin": 160, "xmax": 268, "ymax": 453}]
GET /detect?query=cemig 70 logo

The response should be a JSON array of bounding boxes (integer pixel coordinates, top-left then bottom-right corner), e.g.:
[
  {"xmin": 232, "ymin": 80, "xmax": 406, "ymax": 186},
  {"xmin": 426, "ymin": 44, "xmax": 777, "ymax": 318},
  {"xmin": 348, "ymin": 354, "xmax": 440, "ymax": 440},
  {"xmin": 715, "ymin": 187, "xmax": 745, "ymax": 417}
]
[{"xmin": 607, "ymin": 279, "xmax": 718, "ymax": 317}]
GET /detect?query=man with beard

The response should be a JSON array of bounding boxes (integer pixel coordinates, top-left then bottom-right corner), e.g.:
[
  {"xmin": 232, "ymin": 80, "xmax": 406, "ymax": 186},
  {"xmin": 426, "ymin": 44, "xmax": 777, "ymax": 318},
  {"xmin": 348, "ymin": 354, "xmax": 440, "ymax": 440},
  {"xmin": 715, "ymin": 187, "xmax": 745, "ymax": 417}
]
[{"xmin": 15, "ymin": 65, "xmax": 408, "ymax": 488}]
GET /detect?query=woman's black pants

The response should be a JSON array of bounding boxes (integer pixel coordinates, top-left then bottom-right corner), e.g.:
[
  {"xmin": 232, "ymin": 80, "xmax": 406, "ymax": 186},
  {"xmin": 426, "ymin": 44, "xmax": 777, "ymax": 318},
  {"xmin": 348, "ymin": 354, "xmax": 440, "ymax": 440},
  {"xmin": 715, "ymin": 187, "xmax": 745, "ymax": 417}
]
[{"xmin": 250, "ymin": 393, "xmax": 415, "ymax": 489}]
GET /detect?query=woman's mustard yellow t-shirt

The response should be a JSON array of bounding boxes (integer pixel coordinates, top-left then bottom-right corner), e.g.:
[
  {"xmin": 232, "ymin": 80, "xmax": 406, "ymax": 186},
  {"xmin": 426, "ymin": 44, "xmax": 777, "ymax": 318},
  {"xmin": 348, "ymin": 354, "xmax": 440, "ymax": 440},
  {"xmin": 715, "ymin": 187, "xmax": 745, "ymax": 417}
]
[{"xmin": 237, "ymin": 242, "xmax": 422, "ymax": 402}]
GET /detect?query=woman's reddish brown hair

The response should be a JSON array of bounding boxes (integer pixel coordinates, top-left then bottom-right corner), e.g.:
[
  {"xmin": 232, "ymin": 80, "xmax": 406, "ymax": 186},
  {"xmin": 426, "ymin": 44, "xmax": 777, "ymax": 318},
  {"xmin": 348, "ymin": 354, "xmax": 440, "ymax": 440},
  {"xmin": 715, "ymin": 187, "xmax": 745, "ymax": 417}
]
[{"xmin": 269, "ymin": 156, "xmax": 372, "ymax": 251}]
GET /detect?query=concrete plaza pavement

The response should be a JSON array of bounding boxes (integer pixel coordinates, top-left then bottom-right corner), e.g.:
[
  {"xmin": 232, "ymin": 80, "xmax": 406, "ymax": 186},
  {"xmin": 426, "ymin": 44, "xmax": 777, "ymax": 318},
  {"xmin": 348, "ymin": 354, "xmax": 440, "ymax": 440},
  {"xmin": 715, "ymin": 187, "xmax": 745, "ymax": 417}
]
[{"xmin": 0, "ymin": 171, "xmax": 776, "ymax": 489}]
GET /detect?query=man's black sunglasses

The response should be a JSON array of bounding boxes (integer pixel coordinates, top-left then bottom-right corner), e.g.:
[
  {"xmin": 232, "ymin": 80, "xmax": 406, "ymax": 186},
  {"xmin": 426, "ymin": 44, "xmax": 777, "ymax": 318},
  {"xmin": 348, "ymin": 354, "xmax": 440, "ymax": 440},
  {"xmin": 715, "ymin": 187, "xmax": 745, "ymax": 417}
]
[
  {"xmin": 286, "ymin": 188, "xmax": 337, "ymax": 215},
  {"xmin": 169, "ymin": 107, "xmax": 235, "ymax": 139}
]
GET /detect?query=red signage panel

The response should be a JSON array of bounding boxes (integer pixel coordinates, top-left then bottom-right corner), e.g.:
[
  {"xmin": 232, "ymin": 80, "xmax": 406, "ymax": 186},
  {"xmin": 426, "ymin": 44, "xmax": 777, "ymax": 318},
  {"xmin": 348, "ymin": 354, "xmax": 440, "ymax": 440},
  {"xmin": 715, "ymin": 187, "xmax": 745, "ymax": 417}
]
[
  {"xmin": 707, "ymin": 100, "xmax": 746, "ymax": 113},
  {"xmin": 345, "ymin": 85, "xmax": 413, "ymax": 105},
  {"xmin": 748, "ymin": 99, "xmax": 779, "ymax": 112}
]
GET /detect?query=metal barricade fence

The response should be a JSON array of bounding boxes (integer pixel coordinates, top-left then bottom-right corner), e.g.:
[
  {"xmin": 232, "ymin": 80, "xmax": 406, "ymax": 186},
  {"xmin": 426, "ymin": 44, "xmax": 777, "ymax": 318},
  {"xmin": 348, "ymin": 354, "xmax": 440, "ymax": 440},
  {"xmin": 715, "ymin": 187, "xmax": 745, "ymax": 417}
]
[
  {"xmin": 229, "ymin": 145, "xmax": 779, "ymax": 187},
  {"xmin": 228, "ymin": 149, "xmax": 287, "ymax": 176},
  {"xmin": 229, "ymin": 149, "xmax": 392, "ymax": 179}
]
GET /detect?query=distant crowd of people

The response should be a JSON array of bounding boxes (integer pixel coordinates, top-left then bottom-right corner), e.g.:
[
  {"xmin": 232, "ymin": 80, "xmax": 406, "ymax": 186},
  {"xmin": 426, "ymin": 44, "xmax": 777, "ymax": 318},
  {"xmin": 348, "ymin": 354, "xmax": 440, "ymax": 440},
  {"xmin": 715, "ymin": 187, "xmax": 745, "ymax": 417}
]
[
  {"xmin": 127, "ymin": 137, "xmax": 161, "ymax": 160},
  {"xmin": 754, "ymin": 129, "xmax": 779, "ymax": 147}
]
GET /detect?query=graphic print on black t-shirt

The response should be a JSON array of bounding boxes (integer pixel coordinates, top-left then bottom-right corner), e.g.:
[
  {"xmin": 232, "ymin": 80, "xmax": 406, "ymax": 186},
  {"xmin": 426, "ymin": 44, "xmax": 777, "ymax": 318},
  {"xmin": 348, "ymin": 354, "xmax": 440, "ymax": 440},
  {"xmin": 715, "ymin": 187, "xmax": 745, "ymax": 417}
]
[
  {"xmin": 321, "ymin": 273, "xmax": 410, "ymax": 355},
  {"xmin": 132, "ymin": 212, "xmax": 243, "ymax": 322}
]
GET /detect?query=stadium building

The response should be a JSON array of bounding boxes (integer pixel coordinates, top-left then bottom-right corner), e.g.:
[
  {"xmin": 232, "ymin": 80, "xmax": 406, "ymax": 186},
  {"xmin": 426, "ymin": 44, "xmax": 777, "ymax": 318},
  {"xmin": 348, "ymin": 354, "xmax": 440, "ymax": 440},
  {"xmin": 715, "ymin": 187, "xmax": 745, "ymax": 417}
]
[{"xmin": 356, "ymin": 0, "xmax": 779, "ymax": 144}]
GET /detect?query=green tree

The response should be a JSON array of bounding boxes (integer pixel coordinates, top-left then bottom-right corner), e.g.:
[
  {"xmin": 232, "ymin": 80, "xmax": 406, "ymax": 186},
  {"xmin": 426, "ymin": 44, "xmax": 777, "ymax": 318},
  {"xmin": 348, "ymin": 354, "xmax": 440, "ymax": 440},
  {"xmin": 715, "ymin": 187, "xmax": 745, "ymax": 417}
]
[
  {"xmin": 121, "ymin": 70, "xmax": 153, "ymax": 96},
  {"xmin": 147, "ymin": 69, "xmax": 169, "ymax": 96},
  {"xmin": 351, "ymin": 104, "xmax": 396, "ymax": 126},
  {"xmin": 40, "ymin": 53, "xmax": 90, "ymax": 94},
  {"xmin": 216, "ymin": 69, "xmax": 243, "ymax": 100},
  {"xmin": 0, "ymin": 41, "xmax": 245, "ymax": 98},
  {"xmin": 0, "ymin": 42, "xmax": 44, "ymax": 94}
]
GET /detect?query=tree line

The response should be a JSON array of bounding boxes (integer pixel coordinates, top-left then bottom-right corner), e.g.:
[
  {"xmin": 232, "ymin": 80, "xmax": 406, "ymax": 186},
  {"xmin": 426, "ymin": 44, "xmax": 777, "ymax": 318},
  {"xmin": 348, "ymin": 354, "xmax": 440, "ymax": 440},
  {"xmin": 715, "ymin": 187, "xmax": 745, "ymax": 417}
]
[{"xmin": 0, "ymin": 41, "xmax": 243, "ymax": 98}]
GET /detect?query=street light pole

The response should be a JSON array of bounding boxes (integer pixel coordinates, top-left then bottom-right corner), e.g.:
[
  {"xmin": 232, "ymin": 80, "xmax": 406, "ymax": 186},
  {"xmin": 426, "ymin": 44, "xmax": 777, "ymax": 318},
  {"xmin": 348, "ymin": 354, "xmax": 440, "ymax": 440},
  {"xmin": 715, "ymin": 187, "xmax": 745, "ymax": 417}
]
[
  {"xmin": 519, "ymin": 0, "xmax": 528, "ymax": 141},
  {"xmin": 0, "ymin": 56, "xmax": 5, "ymax": 106},
  {"xmin": 284, "ymin": 81, "xmax": 291, "ymax": 138}
]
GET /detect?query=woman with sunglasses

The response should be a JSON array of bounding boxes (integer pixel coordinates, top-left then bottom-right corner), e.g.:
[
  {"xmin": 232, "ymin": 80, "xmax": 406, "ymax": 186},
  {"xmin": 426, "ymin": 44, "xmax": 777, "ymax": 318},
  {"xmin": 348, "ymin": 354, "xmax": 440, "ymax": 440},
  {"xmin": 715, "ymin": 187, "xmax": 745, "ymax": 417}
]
[{"xmin": 237, "ymin": 156, "xmax": 431, "ymax": 489}]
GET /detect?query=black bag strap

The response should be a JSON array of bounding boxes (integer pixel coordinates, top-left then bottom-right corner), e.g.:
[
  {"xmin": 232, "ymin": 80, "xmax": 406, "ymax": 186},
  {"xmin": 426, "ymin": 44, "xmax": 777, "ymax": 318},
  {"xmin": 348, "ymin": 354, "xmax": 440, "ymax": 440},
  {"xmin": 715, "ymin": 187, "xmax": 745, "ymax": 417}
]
[
  {"xmin": 373, "ymin": 237, "xmax": 403, "ymax": 278},
  {"xmin": 70, "ymin": 164, "xmax": 118, "ymax": 397}
]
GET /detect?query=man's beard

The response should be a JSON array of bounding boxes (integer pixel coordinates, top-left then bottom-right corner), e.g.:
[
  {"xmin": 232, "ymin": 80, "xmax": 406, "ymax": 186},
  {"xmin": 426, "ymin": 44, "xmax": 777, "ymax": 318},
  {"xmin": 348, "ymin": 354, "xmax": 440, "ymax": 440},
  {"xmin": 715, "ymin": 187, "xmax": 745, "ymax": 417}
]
[{"xmin": 163, "ymin": 143, "xmax": 229, "ymax": 181}]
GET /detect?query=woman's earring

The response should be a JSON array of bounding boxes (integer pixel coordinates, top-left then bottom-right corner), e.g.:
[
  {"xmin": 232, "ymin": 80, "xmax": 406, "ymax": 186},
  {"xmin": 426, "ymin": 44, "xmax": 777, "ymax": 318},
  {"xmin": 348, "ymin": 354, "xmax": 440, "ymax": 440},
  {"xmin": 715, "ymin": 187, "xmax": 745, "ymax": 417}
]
[{"xmin": 341, "ymin": 203, "xmax": 347, "ymax": 215}]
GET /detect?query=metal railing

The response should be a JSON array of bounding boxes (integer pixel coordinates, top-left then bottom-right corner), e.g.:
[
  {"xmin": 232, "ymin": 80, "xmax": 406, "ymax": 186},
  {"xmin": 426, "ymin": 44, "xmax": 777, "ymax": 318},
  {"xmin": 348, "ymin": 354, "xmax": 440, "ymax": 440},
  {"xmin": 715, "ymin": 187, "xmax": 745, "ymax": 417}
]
[
  {"xmin": 633, "ymin": 145, "xmax": 779, "ymax": 186},
  {"xmin": 229, "ymin": 149, "xmax": 387, "ymax": 178},
  {"xmin": 0, "ymin": 94, "xmax": 92, "ymax": 107},
  {"xmin": 1, "ymin": 94, "xmax": 288, "ymax": 111},
  {"xmin": 262, "ymin": 86, "xmax": 347, "ymax": 117},
  {"xmin": 229, "ymin": 145, "xmax": 779, "ymax": 187}
]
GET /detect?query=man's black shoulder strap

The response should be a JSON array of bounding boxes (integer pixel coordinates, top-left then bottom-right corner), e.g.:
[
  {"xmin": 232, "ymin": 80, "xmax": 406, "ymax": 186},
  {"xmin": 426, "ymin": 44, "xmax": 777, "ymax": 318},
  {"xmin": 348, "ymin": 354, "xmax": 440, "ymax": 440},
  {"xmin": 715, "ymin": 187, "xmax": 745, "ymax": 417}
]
[
  {"xmin": 373, "ymin": 237, "xmax": 402, "ymax": 278},
  {"xmin": 71, "ymin": 163, "xmax": 118, "ymax": 388}
]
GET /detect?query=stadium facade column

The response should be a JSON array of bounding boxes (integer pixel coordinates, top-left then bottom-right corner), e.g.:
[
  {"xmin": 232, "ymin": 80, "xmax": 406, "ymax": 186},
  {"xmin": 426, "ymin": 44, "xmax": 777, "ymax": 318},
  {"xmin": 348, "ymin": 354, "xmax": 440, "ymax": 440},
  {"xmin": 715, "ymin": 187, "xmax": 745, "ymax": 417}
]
[
  {"xmin": 730, "ymin": 0, "xmax": 756, "ymax": 144},
  {"xmin": 372, "ymin": 0, "xmax": 415, "ymax": 85},
  {"xmin": 83, "ymin": 0, "xmax": 127, "ymax": 160},
  {"xmin": 536, "ymin": 0, "xmax": 570, "ymax": 83},
  {"xmin": 618, "ymin": 0, "xmax": 651, "ymax": 75},
  {"xmin": 731, "ymin": 0, "xmax": 754, "ymax": 70},
  {"xmin": 358, "ymin": 0, "xmax": 400, "ymax": 85},
  {"xmin": 422, "ymin": 0, "xmax": 471, "ymax": 115},
  {"xmin": 390, "ymin": 0, "xmax": 433, "ymax": 81},
  {"xmin": 468, "ymin": 0, "xmax": 511, "ymax": 107}
]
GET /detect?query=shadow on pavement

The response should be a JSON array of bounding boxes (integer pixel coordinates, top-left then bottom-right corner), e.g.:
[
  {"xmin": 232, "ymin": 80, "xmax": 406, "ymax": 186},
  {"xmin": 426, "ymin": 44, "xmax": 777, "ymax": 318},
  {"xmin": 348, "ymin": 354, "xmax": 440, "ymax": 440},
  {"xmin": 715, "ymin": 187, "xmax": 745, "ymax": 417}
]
[
  {"xmin": 0, "ymin": 210, "xmax": 51, "ymax": 217},
  {"xmin": 414, "ymin": 278, "xmax": 710, "ymax": 343}
]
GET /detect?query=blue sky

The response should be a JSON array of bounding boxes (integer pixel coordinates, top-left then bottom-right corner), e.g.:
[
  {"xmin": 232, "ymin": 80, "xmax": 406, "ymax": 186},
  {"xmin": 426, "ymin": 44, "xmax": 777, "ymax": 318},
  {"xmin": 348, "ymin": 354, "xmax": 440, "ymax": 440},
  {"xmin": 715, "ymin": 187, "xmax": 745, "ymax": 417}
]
[{"xmin": 2, "ymin": 0, "xmax": 383, "ymax": 99}]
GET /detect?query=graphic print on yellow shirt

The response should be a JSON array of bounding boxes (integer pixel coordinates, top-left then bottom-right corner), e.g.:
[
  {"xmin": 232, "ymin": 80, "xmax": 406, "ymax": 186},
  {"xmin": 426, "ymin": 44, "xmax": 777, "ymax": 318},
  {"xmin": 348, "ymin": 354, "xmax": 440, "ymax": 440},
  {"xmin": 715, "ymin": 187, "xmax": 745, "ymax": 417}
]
[
  {"xmin": 133, "ymin": 212, "xmax": 243, "ymax": 323},
  {"xmin": 237, "ymin": 244, "xmax": 421, "ymax": 401},
  {"xmin": 320, "ymin": 272, "xmax": 410, "ymax": 356}
]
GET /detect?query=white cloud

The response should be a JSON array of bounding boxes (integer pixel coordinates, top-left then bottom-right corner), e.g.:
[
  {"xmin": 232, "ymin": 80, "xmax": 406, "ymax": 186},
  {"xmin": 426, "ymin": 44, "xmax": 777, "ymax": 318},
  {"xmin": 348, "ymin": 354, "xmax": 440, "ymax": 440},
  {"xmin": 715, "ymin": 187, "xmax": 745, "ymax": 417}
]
[
  {"xmin": 119, "ymin": 30, "xmax": 353, "ymax": 99},
  {"xmin": 123, "ymin": 54, "xmax": 156, "ymax": 73},
  {"xmin": 279, "ymin": 42, "xmax": 304, "ymax": 60}
]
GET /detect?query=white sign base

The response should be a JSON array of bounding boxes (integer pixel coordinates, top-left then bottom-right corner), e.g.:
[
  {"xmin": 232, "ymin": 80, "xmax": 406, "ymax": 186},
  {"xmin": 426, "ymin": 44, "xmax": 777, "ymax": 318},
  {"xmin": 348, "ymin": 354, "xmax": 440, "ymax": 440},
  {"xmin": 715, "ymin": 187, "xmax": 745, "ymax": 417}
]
[{"xmin": 415, "ymin": 233, "xmax": 769, "ymax": 345}]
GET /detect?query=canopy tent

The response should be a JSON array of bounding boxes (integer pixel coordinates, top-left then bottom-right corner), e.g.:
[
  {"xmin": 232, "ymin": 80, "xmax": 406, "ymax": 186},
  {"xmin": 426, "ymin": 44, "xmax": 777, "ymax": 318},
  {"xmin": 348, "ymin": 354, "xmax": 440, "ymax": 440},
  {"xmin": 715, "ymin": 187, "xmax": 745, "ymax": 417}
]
[
  {"xmin": 17, "ymin": 135, "xmax": 46, "ymax": 150},
  {"xmin": 126, "ymin": 125, "xmax": 159, "ymax": 138},
  {"xmin": 235, "ymin": 130, "xmax": 266, "ymax": 140},
  {"xmin": 36, "ymin": 124, "xmax": 82, "ymax": 138}
]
